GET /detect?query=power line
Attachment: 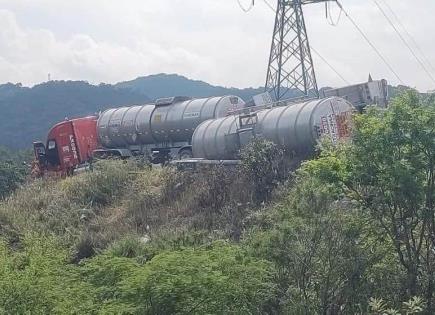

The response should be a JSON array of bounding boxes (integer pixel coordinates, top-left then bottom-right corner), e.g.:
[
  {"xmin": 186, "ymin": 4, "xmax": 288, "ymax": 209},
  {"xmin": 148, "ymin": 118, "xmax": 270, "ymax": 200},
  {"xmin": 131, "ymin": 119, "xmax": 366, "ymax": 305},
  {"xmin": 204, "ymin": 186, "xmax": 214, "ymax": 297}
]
[
  {"xmin": 262, "ymin": 0, "xmax": 274, "ymax": 11},
  {"xmin": 262, "ymin": 0, "xmax": 350, "ymax": 85},
  {"xmin": 326, "ymin": 1, "xmax": 343, "ymax": 26},
  {"xmin": 335, "ymin": 0, "xmax": 405, "ymax": 85},
  {"xmin": 237, "ymin": 0, "xmax": 254, "ymax": 13},
  {"xmin": 379, "ymin": 0, "xmax": 435, "ymax": 74},
  {"xmin": 264, "ymin": 0, "xmax": 404, "ymax": 85},
  {"xmin": 311, "ymin": 47, "xmax": 350, "ymax": 84},
  {"xmin": 372, "ymin": 0, "xmax": 435, "ymax": 85}
]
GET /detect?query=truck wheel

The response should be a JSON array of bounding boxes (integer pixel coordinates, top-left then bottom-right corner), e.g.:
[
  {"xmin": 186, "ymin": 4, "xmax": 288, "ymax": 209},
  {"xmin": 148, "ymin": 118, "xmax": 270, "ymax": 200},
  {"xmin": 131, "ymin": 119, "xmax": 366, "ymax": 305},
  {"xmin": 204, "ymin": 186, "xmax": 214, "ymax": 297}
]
[{"xmin": 178, "ymin": 148, "xmax": 193, "ymax": 160}]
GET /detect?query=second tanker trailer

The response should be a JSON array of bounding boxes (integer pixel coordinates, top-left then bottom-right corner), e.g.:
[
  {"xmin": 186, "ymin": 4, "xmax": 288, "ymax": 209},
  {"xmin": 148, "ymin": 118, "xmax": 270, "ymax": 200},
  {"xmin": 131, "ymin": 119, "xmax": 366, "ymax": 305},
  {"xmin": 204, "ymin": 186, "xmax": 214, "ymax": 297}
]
[{"xmin": 191, "ymin": 97, "xmax": 354, "ymax": 160}]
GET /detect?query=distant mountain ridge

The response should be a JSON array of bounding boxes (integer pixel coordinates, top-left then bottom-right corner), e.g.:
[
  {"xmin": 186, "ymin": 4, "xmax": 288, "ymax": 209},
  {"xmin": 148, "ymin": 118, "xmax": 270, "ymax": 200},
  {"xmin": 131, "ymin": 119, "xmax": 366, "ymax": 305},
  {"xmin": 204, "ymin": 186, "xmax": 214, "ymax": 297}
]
[{"xmin": 115, "ymin": 73, "xmax": 265, "ymax": 101}]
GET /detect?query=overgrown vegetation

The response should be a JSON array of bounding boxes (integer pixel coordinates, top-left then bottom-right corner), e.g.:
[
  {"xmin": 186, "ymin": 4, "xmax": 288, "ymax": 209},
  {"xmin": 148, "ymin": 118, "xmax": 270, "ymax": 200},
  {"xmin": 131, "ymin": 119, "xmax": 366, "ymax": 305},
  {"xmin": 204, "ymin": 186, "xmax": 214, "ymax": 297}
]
[
  {"xmin": 0, "ymin": 91, "xmax": 433, "ymax": 314},
  {"xmin": 0, "ymin": 161, "xmax": 26, "ymax": 199},
  {"xmin": 0, "ymin": 146, "xmax": 30, "ymax": 199}
]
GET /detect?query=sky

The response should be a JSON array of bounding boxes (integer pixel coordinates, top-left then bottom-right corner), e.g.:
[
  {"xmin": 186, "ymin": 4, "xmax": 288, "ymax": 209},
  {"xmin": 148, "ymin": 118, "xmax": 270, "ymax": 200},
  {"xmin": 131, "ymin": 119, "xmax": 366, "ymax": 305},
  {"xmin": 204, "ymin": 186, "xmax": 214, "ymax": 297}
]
[{"xmin": 0, "ymin": 0, "xmax": 434, "ymax": 91}]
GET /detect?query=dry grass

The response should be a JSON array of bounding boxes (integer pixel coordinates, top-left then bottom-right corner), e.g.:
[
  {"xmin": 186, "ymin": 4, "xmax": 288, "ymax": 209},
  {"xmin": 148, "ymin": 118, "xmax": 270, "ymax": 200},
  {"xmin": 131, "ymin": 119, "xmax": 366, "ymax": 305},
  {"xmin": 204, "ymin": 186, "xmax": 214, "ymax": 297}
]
[{"xmin": 0, "ymin": 158, "xmax": 276, "ymax": 260}]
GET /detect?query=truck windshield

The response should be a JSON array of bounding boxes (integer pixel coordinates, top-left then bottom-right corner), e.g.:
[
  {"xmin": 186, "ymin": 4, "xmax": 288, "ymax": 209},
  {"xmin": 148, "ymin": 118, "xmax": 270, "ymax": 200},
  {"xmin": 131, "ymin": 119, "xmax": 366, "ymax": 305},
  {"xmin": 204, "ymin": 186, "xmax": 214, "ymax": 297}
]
[
  {"xmin": 48, "ymin": 140, "xmax": 56, "ymax": 150},
  {"xmin": 46, "ymin": 140, "xmax": 60, "ymax": 166}
]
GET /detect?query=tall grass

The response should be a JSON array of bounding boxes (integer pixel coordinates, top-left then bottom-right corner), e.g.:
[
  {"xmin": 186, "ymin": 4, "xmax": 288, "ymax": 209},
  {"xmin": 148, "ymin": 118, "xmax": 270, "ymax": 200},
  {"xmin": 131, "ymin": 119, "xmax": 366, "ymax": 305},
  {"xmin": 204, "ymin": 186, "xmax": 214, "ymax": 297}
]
[
  {"xmin": 0, "ymin": 161, "xmax": 141, "ymax": 252},
  {"xmin": 0, "ymin": 148, "xmax": 283, "ymax": 259}
]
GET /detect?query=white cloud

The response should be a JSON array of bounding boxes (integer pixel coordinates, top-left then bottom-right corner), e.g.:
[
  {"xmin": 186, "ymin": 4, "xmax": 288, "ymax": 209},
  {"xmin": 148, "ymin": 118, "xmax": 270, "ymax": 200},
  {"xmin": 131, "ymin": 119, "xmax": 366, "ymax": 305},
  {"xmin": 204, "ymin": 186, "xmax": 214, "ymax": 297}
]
[
  {"xmin": 0, "ymin": 0, "xmax": 434, "ymax": 91},
  {"xmin": 0, "ymin": 8, "xmax": 216, "ymax": 85}
]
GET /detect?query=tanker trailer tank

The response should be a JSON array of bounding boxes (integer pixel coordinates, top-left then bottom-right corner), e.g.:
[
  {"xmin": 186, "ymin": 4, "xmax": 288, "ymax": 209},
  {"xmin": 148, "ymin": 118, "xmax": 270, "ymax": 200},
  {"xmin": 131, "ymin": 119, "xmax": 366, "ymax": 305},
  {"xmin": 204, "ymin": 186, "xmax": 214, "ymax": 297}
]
[
  {"xmin": 96, "ymin": 95, "xmax": 245, "ymax": 162},
  {"xmin": 191, "ymin": 97, "xmax": 354, "ymax": 160}
]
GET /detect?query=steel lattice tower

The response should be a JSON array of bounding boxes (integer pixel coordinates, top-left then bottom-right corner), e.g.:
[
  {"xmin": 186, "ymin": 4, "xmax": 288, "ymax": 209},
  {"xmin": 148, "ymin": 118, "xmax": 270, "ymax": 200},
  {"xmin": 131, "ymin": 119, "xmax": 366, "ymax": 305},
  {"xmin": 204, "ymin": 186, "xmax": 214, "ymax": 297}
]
[{"xmin": 266, "ymin": 0, "xmax": 330, "ymax": 101}]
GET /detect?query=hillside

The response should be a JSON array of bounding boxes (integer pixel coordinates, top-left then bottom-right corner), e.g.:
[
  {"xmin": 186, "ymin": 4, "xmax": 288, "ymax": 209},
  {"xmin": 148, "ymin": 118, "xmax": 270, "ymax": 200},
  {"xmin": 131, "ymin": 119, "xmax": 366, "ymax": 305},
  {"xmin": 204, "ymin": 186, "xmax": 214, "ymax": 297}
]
[
  {"xmin": 0, "ymin": 91, "xmax": 433, "ymax": 313},
  {"xmin": 0, "ymin": 81, "xmax": 150, "ymax": 149}
]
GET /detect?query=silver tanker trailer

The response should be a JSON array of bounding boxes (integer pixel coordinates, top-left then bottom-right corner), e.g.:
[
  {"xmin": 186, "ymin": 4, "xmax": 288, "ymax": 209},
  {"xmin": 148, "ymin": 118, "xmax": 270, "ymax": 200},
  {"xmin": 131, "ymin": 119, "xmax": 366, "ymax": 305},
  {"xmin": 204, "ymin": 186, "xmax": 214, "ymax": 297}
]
[
  {"xmin": 95, "ymin": 95, "xmax": 245, "ymax": 163},
  {"xmin": 191, "ymin": 97, "xmax": 354, "ymax": 161}
]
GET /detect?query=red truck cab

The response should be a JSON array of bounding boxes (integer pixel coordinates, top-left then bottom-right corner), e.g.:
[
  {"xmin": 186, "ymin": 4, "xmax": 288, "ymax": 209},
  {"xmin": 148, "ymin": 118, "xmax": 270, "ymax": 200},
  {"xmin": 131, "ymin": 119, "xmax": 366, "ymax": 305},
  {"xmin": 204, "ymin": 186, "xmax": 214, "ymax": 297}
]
[{"xmin": 33, "ymin": 116, "xmax": 98, "ymax": 176}]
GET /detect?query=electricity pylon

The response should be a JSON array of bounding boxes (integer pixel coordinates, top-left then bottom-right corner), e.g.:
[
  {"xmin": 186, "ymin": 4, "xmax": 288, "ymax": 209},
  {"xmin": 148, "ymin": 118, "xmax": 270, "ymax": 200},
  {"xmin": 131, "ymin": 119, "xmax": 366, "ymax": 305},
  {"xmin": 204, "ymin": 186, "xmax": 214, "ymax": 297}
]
[{"xmin": 265, "ymin": 0, "xmax": 332, "ymax": 101}]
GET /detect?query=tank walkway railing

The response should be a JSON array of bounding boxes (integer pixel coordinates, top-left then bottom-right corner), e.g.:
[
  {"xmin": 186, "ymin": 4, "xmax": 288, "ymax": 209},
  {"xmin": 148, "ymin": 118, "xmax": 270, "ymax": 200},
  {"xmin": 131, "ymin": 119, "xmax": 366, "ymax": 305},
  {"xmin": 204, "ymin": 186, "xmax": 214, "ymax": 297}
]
[{"xmin": 228, "ymin": 95, "xmax": 318, "ymax": 117}]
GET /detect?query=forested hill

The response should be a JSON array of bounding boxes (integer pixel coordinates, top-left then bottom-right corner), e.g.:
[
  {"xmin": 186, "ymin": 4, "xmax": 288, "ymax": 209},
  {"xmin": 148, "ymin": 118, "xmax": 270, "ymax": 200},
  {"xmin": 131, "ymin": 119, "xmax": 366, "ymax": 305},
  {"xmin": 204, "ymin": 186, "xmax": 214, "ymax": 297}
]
[
  {"xmin": 0, "ymin": 81, "xmax": 150, "ymax": 149},
  {"xmin": 115, "ymin": 73, "xmax": 264, "ymax": 100}
]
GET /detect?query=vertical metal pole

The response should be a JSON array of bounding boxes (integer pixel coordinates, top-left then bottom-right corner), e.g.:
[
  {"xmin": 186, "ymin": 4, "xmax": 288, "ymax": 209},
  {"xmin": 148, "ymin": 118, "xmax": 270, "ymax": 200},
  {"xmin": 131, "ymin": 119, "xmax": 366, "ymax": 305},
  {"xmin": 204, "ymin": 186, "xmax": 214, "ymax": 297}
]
[
  {"xmin": 299, "ymin": 1, "xmax": 319, "ymax": 97},
  {"xmin": 276, "ymin": 0, "xmax": 285, "ymax": 100},
  {"xmin": 294, "ymin": 0, "xmax": 308, "ymax": 96}
]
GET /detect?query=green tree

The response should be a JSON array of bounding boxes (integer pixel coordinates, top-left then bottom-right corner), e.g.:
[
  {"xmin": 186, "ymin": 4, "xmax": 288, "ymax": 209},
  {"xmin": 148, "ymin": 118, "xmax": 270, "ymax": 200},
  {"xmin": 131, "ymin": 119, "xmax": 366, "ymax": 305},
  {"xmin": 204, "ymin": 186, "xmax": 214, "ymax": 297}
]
[
  {"xmin": 245, "ymin": 171, "xmax": 398, "ymax": 314},
  {"xmin": 303, "ymin": 91, "xmax": 435, "ymax": 309},
  {"xmin": 348, "ymin": 92, "xmax": 434, "ymax": 307}
]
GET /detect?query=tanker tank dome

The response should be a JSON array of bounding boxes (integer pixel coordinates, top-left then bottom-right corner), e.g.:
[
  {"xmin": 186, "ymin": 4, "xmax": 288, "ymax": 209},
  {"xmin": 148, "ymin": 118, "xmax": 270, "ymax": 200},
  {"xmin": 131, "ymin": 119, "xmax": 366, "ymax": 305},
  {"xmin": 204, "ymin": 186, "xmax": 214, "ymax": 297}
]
[
  {"xmin": 97, "ymin": 95, "xmax": 245, "ymax": 149},
  {"xmin": 192, "ymin": 97, "xmax": 354, "ymax": 160}
]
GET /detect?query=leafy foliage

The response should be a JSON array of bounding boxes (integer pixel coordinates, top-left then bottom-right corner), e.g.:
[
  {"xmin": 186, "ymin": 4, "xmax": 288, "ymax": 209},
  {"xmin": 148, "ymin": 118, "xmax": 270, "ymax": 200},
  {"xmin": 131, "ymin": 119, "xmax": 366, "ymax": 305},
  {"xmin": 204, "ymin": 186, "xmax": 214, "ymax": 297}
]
[
  {"xmin": 0, "ymin": 235, "xmax": 96, "ymax": 314},
  {"xmin": 0, "ymin": 146, "xmax": 31, "ymax": 199},
  {"xmin": 0, "ymin": 235, "xmax": 274, "ymax": 315},
  {"xmin": 0, "ymin": 161, "xmax": 26, "ymax": 199},
  {"xmin": 369, "ymin": 296, "xmax": 425, "ymax": 315},
  {"xmin": 0, "ymin": 160, "xmax": 141, "ymax": 259},
  {"xmin": 246, "ymin": 171, "xmax": 401, "ymax": 313},
  {"xmin": 298, "ymin": 91, "xmax": 435, "ymax": 310},
  {"xmin": 240, "ymin": 139, "xmax": 286, "ymax": 202}
]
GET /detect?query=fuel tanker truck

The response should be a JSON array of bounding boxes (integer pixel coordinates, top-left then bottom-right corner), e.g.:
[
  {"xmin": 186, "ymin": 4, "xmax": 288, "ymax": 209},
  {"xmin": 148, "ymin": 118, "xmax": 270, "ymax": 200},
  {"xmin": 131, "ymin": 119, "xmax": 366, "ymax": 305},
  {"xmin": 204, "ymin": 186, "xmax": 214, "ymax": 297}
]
[
  {"xmin": 33, "ymin": 95, "xmax": 245, "ymax": 175},
  {"xmin": 33, "ymin": 94, "xmax": 354, "ymax": 176},
  {"xmin": 190, "ymin": 97, "xmax": 354, "ymax": 161}
]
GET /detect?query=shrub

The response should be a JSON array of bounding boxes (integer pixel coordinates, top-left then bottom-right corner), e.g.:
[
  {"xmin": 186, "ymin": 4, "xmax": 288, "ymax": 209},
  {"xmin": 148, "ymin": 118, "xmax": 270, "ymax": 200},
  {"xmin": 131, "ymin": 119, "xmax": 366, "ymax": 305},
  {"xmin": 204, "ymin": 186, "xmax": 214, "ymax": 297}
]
[
  {"xmin": 0, "ymin": 161, "xmax": 26, "ymax": 199},
  {"xmin": 0, "ymin": 234, "xmax": 96, "ymax": 314},
  {"xmin": 157, "ymin": 165, "xmax": 254, "ymax": 237},
  {"xmin": 240, "ymin": 139, "xmax": 287, "ymax": 202},
  {"xmin": 61, "ymin": 160, "xmax": 138, "ymax": 207},
  {"xmin": 245, "ymin": 169, "xmax": 404, "ymax": 313},
  {"xmin": 82, "ymin": 241, "xmax": 276, "ymax": 314},
  {"xmin": 369, "ymin": 296, "xmax": 425, "ymax": 314}
]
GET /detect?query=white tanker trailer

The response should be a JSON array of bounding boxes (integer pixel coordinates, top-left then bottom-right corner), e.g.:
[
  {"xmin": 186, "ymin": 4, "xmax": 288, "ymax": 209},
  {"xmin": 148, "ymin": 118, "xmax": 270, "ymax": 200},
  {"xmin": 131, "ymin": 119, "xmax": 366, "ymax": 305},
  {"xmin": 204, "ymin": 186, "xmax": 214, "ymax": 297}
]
[
  {"xmin": 96, "ymin": 95, "xmax": 245, "ymax": 163},
  {"xmin": 191, "ymin": 97, "xmax": 354, "ymax": 161}
]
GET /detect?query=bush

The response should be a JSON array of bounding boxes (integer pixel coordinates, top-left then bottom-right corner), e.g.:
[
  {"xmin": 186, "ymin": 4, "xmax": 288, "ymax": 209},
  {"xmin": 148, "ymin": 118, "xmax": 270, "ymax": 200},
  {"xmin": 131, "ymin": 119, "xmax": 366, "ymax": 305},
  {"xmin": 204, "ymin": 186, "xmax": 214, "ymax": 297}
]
[
  {"xmin": 245, "ymin": 167, "xmax": 404, "ymax": 313},
  {"xmin": 61, "ymin": 160, "xmax": 138, "ymax": 207},
  {"xmin": 83, "ymin": 241, "xmax": 276, "ymax": 314},
  {"xmin": 0, "ymin": 161, "xmax": 26, "ymax": 199},
  {"xmin": 369, "ymin": 296, "xmax": 425, "ymax": 314},
  {"xmin": 0, "ymin": 234, "xmax": 96, "ymax": 314},
  {"xmin": 0, "ymin": 234, "xmax": 276, "ymax": 315},
  {"xmin": 240, "ymin": 139, "xmax": 287, "ymax": 202}
]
